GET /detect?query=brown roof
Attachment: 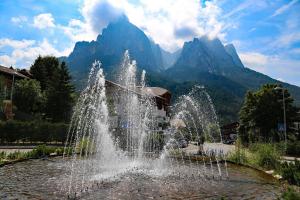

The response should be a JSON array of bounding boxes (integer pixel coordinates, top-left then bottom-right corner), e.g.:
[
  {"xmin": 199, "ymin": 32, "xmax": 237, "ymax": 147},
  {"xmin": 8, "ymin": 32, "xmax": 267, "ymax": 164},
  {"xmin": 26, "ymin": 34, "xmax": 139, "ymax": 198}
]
[
  {"xmin": 0, "ymin": 65, "xmax": 29, "ymax": 79},
  {"xmin": 142, "ymin": 87, "xmax": 170, "ymax": 97},
  {"xmin": 105, "ymin": 80, "xmax": 170, "ymax": 100}
]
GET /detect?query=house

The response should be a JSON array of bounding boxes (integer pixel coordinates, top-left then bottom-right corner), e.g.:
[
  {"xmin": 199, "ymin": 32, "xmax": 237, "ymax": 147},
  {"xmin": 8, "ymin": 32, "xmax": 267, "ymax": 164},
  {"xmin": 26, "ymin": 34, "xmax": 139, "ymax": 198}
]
[
  {"xmin": 105, "ymin": 80, "xmax": 171, "ymax": 130},
  {"xmin": 0, "ymin": 65, "xmax": 29, "ymax": 119},
  {"xmin": 221, "ymin": 122, "xmax": 239, "ymax": 143}
]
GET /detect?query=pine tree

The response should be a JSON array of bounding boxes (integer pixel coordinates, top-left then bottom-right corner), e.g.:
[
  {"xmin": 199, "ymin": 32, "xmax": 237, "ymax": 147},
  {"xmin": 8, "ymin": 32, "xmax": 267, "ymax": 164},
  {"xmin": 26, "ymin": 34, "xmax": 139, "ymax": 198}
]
[{"xmin": 30, "ymin": 56, "xmax": 75, "ymax": 122}]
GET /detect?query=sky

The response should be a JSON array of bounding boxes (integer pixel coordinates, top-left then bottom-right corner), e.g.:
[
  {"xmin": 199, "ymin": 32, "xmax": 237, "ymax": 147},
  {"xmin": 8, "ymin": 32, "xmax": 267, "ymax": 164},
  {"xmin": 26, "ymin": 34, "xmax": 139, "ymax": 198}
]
[{"xmin": 0, "ymin": 0, "xmax": 299, "ymax": 86}]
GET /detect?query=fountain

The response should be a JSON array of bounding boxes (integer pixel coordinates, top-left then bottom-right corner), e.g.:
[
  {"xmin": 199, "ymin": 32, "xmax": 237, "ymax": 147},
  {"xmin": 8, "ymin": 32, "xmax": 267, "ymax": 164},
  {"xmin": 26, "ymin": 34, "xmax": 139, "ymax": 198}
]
[
  {"xmin": 0, "ymin": 50, "xmax": 283, "ymax": 200},
  {"xmin": 62, "ymin": 51, "xmax": 229, "ymax": 198}
]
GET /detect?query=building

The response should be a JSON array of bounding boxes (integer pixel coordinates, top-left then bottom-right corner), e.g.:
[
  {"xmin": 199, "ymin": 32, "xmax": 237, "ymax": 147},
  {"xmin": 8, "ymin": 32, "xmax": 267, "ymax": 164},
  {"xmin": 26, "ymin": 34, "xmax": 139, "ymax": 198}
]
[
  {"xmin": 0, "ymin": 65, "xmax": 29, "ymax": 119},
  {"xmin": 105, "ymin": 80, "xmax": 171, "ymax": 130},
  {"xmin": 221, "ymin": 122, "xmax": 239, "ymax": 143}
]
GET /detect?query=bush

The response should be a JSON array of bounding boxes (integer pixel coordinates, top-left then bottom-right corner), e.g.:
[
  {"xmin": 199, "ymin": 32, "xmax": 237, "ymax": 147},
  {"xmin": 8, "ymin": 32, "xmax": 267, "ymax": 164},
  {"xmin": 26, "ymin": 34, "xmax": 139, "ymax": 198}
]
[
  {"xmin": 281, "ymin": 160, "xmax": 300, "ymax": 186},
  {"xmin": 6, "ymin": 151, "xmax": 23, "ymax": 160},
  {"xmin": 250, "ymin": 143, "xmax": 281, "ymax": 169},
  {"xmin": 228, "ymin": 138, "xmax": 248, "ymax": 165},
  {"xmin": 76, "ymin": 137, "xmax": 95, "ymax": 155},
  {"xmin": 228, "ymin": 147, "xmax": 248, "ymax": 165},
  {"xmin": 0, "ymin": 152, "xmax": 6, "ymax": 160},
  {"xmin": 282, "ymin": 187, "xmax": 300, "ymax": 200},
  {"xmin": 0, "ymin": 120, "xmax": 69, "ymax": 144},
  {"xmin": 286, "ymin": 141, "xmax": 300, "ymax": 157}
]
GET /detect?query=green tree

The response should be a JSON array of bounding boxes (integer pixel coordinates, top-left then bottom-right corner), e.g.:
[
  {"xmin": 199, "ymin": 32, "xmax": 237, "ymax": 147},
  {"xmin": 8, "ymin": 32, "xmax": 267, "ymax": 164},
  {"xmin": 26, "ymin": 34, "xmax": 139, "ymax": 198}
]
[
  {"xmin": 30, "ymin": 56, "xmax": 75, "ymax": 122},
  {"xmin": 239, "ymin": 84, "xmax": 299, "ymax": 144},
  {"xmin": 30, "ymin": 55, "xmax": 60, "ymax": 90},
  {"xmin": 45, "ymin": 62, "xmax": 75, "ymax": 122},
  {"xmin": 14, "ymin": 79, "xmax": 44, "ymax": 113}
]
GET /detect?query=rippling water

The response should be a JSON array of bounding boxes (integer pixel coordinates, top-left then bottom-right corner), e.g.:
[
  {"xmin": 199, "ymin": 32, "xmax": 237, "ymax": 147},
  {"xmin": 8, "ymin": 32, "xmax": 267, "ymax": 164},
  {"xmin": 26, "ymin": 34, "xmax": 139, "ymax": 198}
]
[{"xmin": 0, "ymin": 157, "xmax": 282, "ymax": 199}]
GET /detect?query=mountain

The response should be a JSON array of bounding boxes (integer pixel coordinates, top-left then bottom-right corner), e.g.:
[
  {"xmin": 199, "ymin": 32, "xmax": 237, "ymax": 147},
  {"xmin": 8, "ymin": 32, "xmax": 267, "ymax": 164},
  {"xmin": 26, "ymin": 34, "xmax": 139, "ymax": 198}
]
[
  {"xmin": 161, "ymin": 49, "xmax": 181, "ymax": 69},
  {"xmin": 63, "ymin": 16, "xmax": 165, "ymax": 89},
  {"xmin": 170, "ymin": 37, "xmax": 243, "ymax": 75},
  {"xmin": 224, "ymin": 44, "xmax": 244, "ymax": 68},
  {"xmin": 63, "ymin": 18, "xmax": 300, "ymax": 124},
  {"xmin": 166, "ymin": 37, "xmax": 300, "ymax": 107}
]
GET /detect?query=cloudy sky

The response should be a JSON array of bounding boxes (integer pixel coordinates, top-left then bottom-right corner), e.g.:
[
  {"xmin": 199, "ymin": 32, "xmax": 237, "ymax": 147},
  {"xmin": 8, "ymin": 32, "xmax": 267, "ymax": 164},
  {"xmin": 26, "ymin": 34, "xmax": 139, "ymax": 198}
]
[{"xmin": 0, "ymin": 0, "xmax": 299, "ymax": 86}]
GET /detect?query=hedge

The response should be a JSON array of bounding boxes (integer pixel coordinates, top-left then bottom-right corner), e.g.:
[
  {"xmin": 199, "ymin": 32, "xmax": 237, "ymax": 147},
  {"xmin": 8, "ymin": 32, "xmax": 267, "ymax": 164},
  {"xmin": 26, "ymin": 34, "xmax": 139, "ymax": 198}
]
[{"xmin": 0, "ymin": 120, "xmax": 69, "ymax": 144}]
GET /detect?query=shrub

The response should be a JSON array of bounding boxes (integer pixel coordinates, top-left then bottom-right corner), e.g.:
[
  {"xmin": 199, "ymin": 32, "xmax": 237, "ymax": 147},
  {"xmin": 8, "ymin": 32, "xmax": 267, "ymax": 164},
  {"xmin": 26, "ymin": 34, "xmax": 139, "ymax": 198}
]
[
  {"xmin": 6, "ymin": 151, "xmax": 23, "ymax": 160},
  {"xmin": 228, "ymin": 148, "xmax": 248, "ymax": 165},
  {"xmin": 281, "ymin": 160, "xmax": 300, "ymax": 186},
  {"xmin": 286, "ymin": 141, "xmax": 300, "ymax": 157},
  {"xmin": 282, "ymin": 187, "xmax": 300, "ymax": 200},
  {"xmin": 75, "ymin": 137, "xmax": 97, "ymax": 155},
  {"xmin": 250, "ymin": 143, "xmax": 281, "ymax": 169},
  {"xmin": 0, "ymin": 120, "xmax": 68, "ymax": 144},
  {"xmin": 228, "ymin": 138, "xmax": 248, "ymax": 165},
  {"xmin": 0, "ymin": 152, "xmax": 6, "ymax": 160}
]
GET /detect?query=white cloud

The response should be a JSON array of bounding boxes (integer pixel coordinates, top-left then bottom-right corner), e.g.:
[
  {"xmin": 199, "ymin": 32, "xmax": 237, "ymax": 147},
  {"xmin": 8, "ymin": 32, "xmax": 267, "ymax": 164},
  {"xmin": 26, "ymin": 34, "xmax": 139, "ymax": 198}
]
[
  {"xmin": 271, "ymin": 0, "xmax": 298, "ymax": 18},
  {"xmin": 71, "ymin": 0, "xmax": 227, "ymax": 52},
  {"xmin": 240, "ymin": 52, "xmax": 300, "ymax": 86},
  {"xmin": 11, "ymin": 16, "xmax": 28, "ymax": 26},
  {"xmin": 33, "ymin": 13, "xmax": 55, "ymax": 29},
  {"xmin": 276, "ymin": 32, "xmax": 300, "ymax": 47},
  {"xmin": 0, "ymin": 38, "xmax": 72, "ymax": 68},
  {"xmin": 0, "ymin": 38, "xmax": 35, "ymax": 49},
  {"xmin": 59, "ymin": 19, "xmax": 96, "ymax": 42},
  {"xmin": 239, "ymin": 52, "xmax": 269, "ymax": 72},
  {"xmin": 0, "ymin": 55, "xmax": 16, "ymax": 66}
]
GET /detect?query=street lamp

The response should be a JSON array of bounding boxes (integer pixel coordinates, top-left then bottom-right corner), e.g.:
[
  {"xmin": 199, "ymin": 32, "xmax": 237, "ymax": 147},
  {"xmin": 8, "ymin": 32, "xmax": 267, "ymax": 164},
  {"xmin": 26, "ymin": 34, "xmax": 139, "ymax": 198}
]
[{"xmin": 275, "ymin": 86, "xmax": 287, "ymax": 152}]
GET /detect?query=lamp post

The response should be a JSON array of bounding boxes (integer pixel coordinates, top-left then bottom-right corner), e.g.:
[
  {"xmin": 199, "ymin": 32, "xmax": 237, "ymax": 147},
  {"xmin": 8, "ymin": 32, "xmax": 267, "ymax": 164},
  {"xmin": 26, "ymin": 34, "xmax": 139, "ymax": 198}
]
[{"xmin": 275, "ymin": 86, "xmax": 287, "ymax": 152}]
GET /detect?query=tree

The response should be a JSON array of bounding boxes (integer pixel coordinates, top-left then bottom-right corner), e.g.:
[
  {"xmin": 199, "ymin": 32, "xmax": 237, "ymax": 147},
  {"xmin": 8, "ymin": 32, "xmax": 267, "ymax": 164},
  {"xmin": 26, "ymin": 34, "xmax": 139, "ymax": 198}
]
[
  {"xmin": 30, "ymin": 56, "xmax": 75, "ymax": 122},
  {"xmin": 14, "ymin": 79, "xmax": 44, "ymax": 113},
  {"xmin": 239, "ymin": 84, "xmax": 299, "ymax": 144},
  {"xmin": 45, "ymin": 62, "xmax": 75, "ymax": 122},
  {"xmin": 30, "ymin": 55, "xmax": 60, "ymax": 90}
]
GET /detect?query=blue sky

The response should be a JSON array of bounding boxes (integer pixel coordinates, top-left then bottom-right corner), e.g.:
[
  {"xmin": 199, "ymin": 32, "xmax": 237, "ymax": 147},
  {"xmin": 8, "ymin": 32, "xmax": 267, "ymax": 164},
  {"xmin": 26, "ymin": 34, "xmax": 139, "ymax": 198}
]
[{"xmin": 0, "ymin": 0, "xmax": 299, "ymax": 86}]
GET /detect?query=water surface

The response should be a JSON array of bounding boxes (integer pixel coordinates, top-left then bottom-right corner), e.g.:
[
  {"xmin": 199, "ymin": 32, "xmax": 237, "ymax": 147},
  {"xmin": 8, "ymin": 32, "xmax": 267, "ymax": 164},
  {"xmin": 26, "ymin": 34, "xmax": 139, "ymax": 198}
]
[{"xmin": 0, "ymin": 157, "xmax": 282, "ymax": 199}]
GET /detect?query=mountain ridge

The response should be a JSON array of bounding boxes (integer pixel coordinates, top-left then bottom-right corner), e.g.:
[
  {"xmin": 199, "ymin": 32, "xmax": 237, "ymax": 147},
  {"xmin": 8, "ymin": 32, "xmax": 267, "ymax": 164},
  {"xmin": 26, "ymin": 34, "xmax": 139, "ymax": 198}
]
[{"xmin": 62, "ymin": 18, "xmax": 300, "ymax": 123}]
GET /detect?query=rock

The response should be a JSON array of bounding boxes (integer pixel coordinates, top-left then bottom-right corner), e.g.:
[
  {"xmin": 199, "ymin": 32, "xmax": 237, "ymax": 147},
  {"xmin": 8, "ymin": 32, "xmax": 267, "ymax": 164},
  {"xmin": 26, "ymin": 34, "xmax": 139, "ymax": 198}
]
[
  {"xmin": 50, "ymin": 152, "xmax": 57, "ymax": 156},
  {"xmin": 265, "ymin": 170, "xmax": 274, "ymax": 174},
  {"xmin": 274, "ymin": 174, "xmax": 282, "ymax": 179}
]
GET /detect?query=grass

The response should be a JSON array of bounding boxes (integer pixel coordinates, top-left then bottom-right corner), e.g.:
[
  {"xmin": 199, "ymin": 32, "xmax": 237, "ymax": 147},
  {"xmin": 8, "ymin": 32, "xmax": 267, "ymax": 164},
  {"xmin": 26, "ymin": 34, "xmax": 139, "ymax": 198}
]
[
  {"xmin": 0, "ymin": 145, "xmax": 66, "ymax": 165},
  {"xmin": 227, "ymin": 141, "xmax": 300, "ymax": 188},
  {"xmin": 281, "ymin": 187, "xmax": 300, "ymax": 200}
]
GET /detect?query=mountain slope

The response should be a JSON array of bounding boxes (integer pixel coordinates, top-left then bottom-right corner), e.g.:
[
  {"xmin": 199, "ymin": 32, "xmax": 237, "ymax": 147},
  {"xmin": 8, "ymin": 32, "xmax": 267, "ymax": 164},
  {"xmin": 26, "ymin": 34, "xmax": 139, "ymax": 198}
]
[
  {"xmin": 63, "ymin": 19, "xmax": 300, "ymax": 123},
  {"xmin": 166, "ymin": 38, "xmax": 300, "ymax": 106},
  {"xmin": 64, "ymin": 17, "xmax": 164, "ymax": 89}
]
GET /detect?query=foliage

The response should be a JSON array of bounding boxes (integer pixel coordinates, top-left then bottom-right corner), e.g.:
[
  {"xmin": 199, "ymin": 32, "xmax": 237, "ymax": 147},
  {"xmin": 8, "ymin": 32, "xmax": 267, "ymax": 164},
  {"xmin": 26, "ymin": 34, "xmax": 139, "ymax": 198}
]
[
  {"xmin": 0, "ymin": 120, "xmax": 68, "ymax": 144},
  {"xmin": 249, "ymin": 143, "xmax": 281, "ymax": 170},
  {"xmin": 286, "ymin": 141, "xmax": 300, "ymax": 157},
  {"xmin": 0, "ymin": 145, "xmax": 65, "ymax": 164},
  {"xmin": 281, "ymin": 187, "xmax": 300, "ymax": 200},
  {"xmin": 76, "ymin": 137, "xmax": 95, "ymax": 155},
  {"xmin": 227, "ymin": 139, "xmax": 248, "ymax": 165},
  {"xmin": 281, "ymin": 160, "xmax": 300, "ymax": 186},
  {"xmin": 14, "ymin": 79, "xmax": 45, "ymax": 113},
  {"xmin": 30, "ymin": 56, "xmax": 75, "ymax": 122},
  {"xmin": 239, "ymin": 84, "xmax": 299, "ymax": 144}
]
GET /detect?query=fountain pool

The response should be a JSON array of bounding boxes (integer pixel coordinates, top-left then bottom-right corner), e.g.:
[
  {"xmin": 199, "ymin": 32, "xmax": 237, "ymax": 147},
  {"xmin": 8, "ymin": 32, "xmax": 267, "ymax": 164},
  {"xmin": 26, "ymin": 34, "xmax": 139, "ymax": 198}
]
[
  {"xmin": 0, "ymin": 51, "xmax": 283, "ymax": 199},
  {"xmin": 0, "ymin": 157, "xmax": 282, "ymax": 199}
]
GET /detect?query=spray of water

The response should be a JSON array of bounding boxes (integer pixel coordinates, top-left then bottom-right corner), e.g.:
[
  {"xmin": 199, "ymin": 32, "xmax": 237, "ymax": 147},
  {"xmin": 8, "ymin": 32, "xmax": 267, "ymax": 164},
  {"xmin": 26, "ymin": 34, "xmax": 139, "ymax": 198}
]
[{"xmin": 62, "ymin": 51, "xmax": 229, "ymax": 198}]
